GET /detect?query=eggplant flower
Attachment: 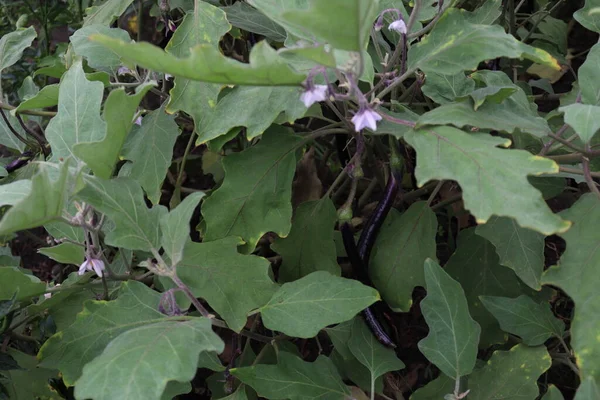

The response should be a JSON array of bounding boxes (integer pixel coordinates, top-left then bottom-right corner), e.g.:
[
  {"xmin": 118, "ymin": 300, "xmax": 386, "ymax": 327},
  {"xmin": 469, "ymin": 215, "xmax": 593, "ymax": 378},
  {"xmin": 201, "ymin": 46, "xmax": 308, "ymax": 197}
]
[
  {"xmin": 351, "ymin": 107, "xmax": 382, "ymax": 132},
  {"xmin": 134, "ymin": 116, "xmax": 143, "ymax": 126},
  {"xmin": 300, "ymin": 84, "xmax": 328, "ymax": 108},
  {"xmin": 117, "ymin": 66, "xmax": 132, "ymax": 76},
  {"xmin": 388, "ymin": 19, "xmax": 407, "ymax": 34},
  {"xmin": 78, "ymin": 257, "xmax": 105, "ymax": 277}
]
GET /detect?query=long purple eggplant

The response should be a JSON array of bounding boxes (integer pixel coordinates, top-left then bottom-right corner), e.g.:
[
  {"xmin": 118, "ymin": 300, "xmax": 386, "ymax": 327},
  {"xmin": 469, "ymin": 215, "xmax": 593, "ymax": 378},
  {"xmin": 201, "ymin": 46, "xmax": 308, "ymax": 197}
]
[{"xmin": 340, "ymin": 222, "xmax": 396, "ymax": 348}]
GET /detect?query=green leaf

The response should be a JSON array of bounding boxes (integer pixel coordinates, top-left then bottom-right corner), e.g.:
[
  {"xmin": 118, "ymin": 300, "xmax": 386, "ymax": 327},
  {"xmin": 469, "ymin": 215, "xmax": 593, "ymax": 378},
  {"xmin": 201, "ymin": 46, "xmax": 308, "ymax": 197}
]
[
  {"xmin": 467, "ymin": 0, "xmax": 502, "ymax": 24},
  {"xmin": 372, "ymin": 108, "xmax": 420, "ymax": 139},
  {"xmin": 418, "ymin": 71, "xmax": 551, "ymax": 138},
  {"xmin": 0, "ymin": 27, "xmax": 36, "ymax": 72},
  {"xmin": 178, "ymin": 236, "xmax": 278, "ymax": 332},
  {"xmin": 325, "ymin": 320, "xmax": 354, "ymax": 360},
  {"xmin": 73, "ymin": 82, "xmax": 154, "ymax": 179},
  {"xmin": 232, "ymin": 352, "xmax": 350, "ymax": 400},
  {"xmin": 120, "ymin": 106, "xmax": 180, "ymax": 204},
  {"xmin": 480, "ymin": 295, "xmax": 564, "ymax": 346},
  {"xmin": 164, "ymin": 2, "xmax": 229, "ymax": 137},
  {"xmin": 90, "ymin": 36, "xmax": 306, "ymax": 86},
  {"xmin": 559, "ymin": 104, "xmax": 600, "ymax": 144},
  {"xmin": 84, "ymin": 0, "xmax": 134, "ymax": 26},
  {"xmin": 578, "ymin": 42, "xmax": 600, "ymax": 105},
  {"xmin": 543, "ymin": 194, "xmax": 600, "ymax": 383},
  {"xmin": 38, "ymin": 242, "xmax": 85, "ymax": 265},
  {"xmin": 444, "ymin": 228, "xmax": 534, "ymax": 347},
  {"xmin": 261, "ymin": 271, "xmax": 379, "ymax": 338},
  {"xmin": 0, "ymin": 180, "xmax": 31, "ymax": 206},
  {"xmin": 222, "ymin": 2, "xmax": 286, "ymax": 42},
  {"xmin": 0, "ymin": 161, "xmax": 74, "ymax": 236},
  {"xmin": 0, "ymin": 247, "xmax": 20, "ymax": 266},
  {"xmin": 198, "ymin": 86, "xmax": 306, "ymax": 143},
  {"xmin": 277, "ymin": 0, "xmax": 379, "ymax": 51},
  {"xmin": 475, "ymin": 216, "xmax": 545, "ymax": 290},
  {"xmin": 418, "ymin": 259, "xmax": 480, "ymax": 379},
  {"xmin": 272, "ymin": 199, "xmax": 340, "ymax": 283},
  {"xmin": 469, "ymin": 86, "xmax": 517, "ymax": 110},
  {"xmin": 0, "ymin": 107, "xmax": 27, "ymax": 152},
  {"xmin": 329, "ymin": 349, "xmax": 384, "ymax": 395},
  {"xmin": 38, "ymin": 281, "xmax": 167, "ymax": 385},
  {"xmin": 467, "ymin": 344, "xmax": 551, "ymax": 399},
  {"xmin": 45, "ymin": 59, "xmax": 106, "ymax": 162},
  {"xmin": 574, "ymin": 0, "xmax": 600, "ymax": 34},
  {"xmin": 369, "ymin": 202, "xmax": 438, "ymax": 312},
  {"xmin": 1, "ymin": 349, "xmax": 60, "ymax": 400},
  {"xmin": 543, "ymin": 385, "xmax": 565, "ymax": 400},
  {"xmin": 407, "ymin": 9, "xmax": 560, "ymax": 75},
  {"xmin": 574, "ymin": 377, "xmax": 600, "ymax": 400},
  {"xmin": 76, "ymin": 176, "xmax": 167, "ymax": 252},
  {"xmin": 75, "ymin": 318, "xmax": 223, "ymax": 400},
  {"xmin": 410, "ymin": 374, "xmax": 455, "ymax": 400},
  {"xmin": 421, "ymin": 72, "xmax": 475, "ymax": 105},
  {"xmin": 404, "ymin": 126, "xmax": 570, "ymax": 235},
  {"xmin": 160, "ymin": 192, "xmax": 204, "ymax": 267},
  {"xmin": 246, "ymin": 0, "xmax": 309, "ymax": 42},
  {"xmin": 17, "ymin": 76, "xmax": 38, "ymax": 101},
  {"xmin": 71, "ymin": 25, "xmax": 131, "ymax": 69},
  {"xmin": 202, "ymin": 126, "xmax": 302, "ymax": 251},
  {"xmin": 348, "ymin": 317, "xmax": 405, "ymax": 380},
  {"xmin": 13, "ymin": 84, "xmax": 59, "ymax": 114},
  {"xmin": 529, "ymin": 176, "xmax": 566, "ymax": 200},
  {"xmin": 0, "ymin": 267, "xmax": 45, "ymax": 301}
]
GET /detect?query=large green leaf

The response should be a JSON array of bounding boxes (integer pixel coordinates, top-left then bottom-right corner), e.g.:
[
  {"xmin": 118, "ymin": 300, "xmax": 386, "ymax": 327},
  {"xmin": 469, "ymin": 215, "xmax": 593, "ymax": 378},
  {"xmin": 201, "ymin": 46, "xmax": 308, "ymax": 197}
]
[
  {"xmin": 0, "ymin": 161, "xmax": 73, "ymax": 235},
  {"xmin": 543, "ymin": 194, "xmax": 600, "ymax": 383},
  {"xmin": 410, "ymin": 374, "xmax": 455, "ymax": 400},
  {"xmin": 404, "ymin": 126, "xmax": 569, "ymax": 235},
  {"xmin": 325, "ymin": 320, "xmax": 354, "ymax": 361},
  {"xmin": 0, "ymin": 267, "xmax": 45, "ymax": 301},
  {"xmin": 0, "ymin": 180, "xmax": 31, "ymax": 206},
  {"xmin": 178, "ymin": 236, "xmax": 278, "ymax": 332},
  {"xmin": 76, "ymin": 176, "xmax": 167, "ymax": 252},
  {"xmin": 444, "ymin": 229, "xmax": 534, "ymax": 346},
  {"xmin": 160, "ymin": 192, "xmax": 204, "ymax": 267},
  {"xmin": 246, "ymin": 0, "xmax": 309, "ymax": 43},
  {"xmin": 418, "ymin": 259, "xmax": 480, "ymax": 379},
  {"xmin": 74, "ymin": 82, "xmax": 154, "ymax": 179},
  {"xmin": 222, "ymin": 2, "xmax": 286, "ymax": 42},
  {"xmin": 574, "ymin": 377, "xmax": 600, "ymax": 400},
  {"xmin": 201, "ymin": 126, "xmax": 302, "ymax": 252},
  {"xmin": 348, "ymin": 317, "xmax": 405, "ymax": 381},
  {"xmin": 574, "ymin": 0, "xmax": 600, "ymax": 34},
  {"xmin": 578, "ymin": 42, "xmax": 600, "ymax": 105},
  {"xmin": 232, "ymin": 352, "xmax": 350, "ymax": 400},
  {"xmin": 198, "ymin": 86, "xmax": 306, "ymax": 143},
  {"xmin": 421, "ymin": 72, "xmax": 475, "ymax": 105},
  {"xmin": 475, "ymin": 216, "xmax": 545, "ymax": 290},
  {"xmin": 480, "ymin": 295, "xmax": 564, "ymax": 346},
  {"xmin": 369, "ymin": 202, "xmax": 438, "ymax": 312},
  {"xmin": 84, "ymin": 0, "xmax": 134, "ymax": 26},
  {"xmin": 260, "ymin": 271, "xmax": 379, "ymax": 338},
  {"xmin": 75, "ymin": 318, "xmax": 224, "ymax": 400},
  {"xmin": 467, "ymin": 344, "xmax": 551, "ymax": 399},
  {"xmin": 89, "ymin": 36, "xmax": 306, "ymax": 86},
  {"xmin": 38, "ymin": 242, "xmax": 85, "ymax": 265},
  {"xmin": 38, "ymin": 281, "xmax": 168, "ymax": 385},
  {"xmin": 120, "ymin": 106, "xmax": 180, "ymax": 204},
  {"xmin": 45, "ymin": 60, "xmax": 106, "ymax": 162},
  {"xmin": 1, "ymin": 349, "xmax": 60, "ymax": 400},
  {"xmin": 559, "ymin": 104, "xmax": 600, "ymax": 144},
  {"xmin": 0, "ymin": 27, "xmax": 36, "ymax": 73},
  {"xmin": 71, "ymin": 25, "xmax": 130, "ymax": 69},
  {"xmin": 277, "ymin": 0, "xmax": 379, "ymax": 51},
  {"xmin": 407, "ymin": 8, "xmax": 559, "ymax": 75},
  {"xmin": 13, "ymin": 84, "xmax": 59, "ymax": 114},
  {"xmin": 271, "ymin": 199, "xmax": 340, "ymax": 283},
  {"xmin": 164, "ymin": 2, "xmax": 229, "ymax": 137},
  {"xmin": 418, "ymin": 71, "xmax": 551, "ymax": 138},
  {"xmin": 330, "ymin": 349, "xmax": 384, "ymax": 395}
]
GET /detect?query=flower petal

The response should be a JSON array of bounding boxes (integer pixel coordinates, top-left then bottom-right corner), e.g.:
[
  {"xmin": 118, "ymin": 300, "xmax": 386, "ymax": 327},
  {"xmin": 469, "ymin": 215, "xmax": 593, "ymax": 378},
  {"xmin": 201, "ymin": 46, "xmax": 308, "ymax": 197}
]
[
  {"xmin": 389, "ymin": 20, "xmax": 407, "ymax": 34},
  {"xmin": 78, "ymin": 259, "xmax": 91, "ymax": 275},
  {"xmin": 90, "ymin": 259, "xmax": 106, "ymax": 277}
]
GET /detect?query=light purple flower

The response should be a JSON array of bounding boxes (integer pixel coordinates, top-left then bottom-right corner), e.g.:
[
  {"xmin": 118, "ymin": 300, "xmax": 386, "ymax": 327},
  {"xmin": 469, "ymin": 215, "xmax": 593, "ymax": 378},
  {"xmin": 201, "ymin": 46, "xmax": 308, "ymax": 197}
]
[
  {"xmin": 117, "ymin": 66, "xmax": 132, "ymax": 76},
  {"xmin": 78, "ymin": 257, "xmax": 105, "ymax": 277},
  {"xmin": 300, "ymin": 84, "xmax": 328, "ymax": 108},
  {"xmin": 351, "ymin": 107, "xmax": 382, "ymax": 132},
  {"xmin": 134, "ymin": 116, "xmax": 143, "ymax": 126},
  {"xmin": 389, "ymin": 19, "xmax": 407, "ymax": 34}
]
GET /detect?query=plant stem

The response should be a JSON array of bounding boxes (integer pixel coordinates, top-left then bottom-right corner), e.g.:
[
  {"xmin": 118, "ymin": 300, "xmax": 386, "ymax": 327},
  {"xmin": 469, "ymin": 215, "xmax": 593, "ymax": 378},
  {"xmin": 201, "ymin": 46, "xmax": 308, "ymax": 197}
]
[
  {"xmin": 377, "ymin": 68, "xmax": 416, "ymax": 99},
  {"xmin": 426, "ymin": 180, "xmax": 444, "ymax": 207},
  {"xmin": 0, "ymin": 101, "xmax": 57, "ymax": 117},
  {"xmin": 171, "ymin": 130, "xmax": 197, "ymax": 207},
  {"xmin": 170, "ymin": 272, "xmax": 214, "ymax": 318},
  {"xmin": 582, "ymin": 145, "xmax": 600, "ymax": 201}
]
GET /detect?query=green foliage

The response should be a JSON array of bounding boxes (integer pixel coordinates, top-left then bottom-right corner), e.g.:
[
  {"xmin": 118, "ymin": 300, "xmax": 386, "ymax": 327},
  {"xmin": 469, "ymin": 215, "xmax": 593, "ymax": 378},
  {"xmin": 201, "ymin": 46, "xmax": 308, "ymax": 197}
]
[{"xmin": 0, "ymin": 1, "xmax": 595, "ymax": 398}]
